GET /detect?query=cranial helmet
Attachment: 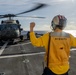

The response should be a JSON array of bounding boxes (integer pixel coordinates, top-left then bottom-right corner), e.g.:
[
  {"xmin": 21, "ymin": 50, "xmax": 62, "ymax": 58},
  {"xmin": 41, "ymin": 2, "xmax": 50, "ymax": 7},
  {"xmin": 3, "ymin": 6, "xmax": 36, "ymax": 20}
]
[{"xmin": 51, "ymin": 15, "xmax": 67, "ymax": 30}]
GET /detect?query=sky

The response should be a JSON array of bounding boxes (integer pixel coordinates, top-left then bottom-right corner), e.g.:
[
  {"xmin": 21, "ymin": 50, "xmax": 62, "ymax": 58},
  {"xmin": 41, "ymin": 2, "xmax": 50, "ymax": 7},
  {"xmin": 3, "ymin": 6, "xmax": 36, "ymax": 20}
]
[{"xmin": 0, "ymin": 0, "xmax": 76, "ymax": 31}]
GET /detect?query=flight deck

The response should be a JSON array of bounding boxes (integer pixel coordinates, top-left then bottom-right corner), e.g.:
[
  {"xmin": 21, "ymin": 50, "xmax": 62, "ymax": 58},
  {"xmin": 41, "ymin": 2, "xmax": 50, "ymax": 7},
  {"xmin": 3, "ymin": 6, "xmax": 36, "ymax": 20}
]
[{"xmin": 0, "ymin": 40, "xmax": 76, "ymax": 75}]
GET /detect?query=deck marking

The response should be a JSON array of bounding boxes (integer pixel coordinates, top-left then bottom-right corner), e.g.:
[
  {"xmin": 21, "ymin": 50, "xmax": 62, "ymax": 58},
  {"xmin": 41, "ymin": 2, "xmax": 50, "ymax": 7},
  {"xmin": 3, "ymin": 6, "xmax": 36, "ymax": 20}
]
[
  {"xmin": 0, "ymin": 52, "xmax": 45, "ymax": 59},
  {"xmin": 9, "ymin": 42, "xmax": 31, "ymax": 47},
  {"xmin": 0, "ymin": 41, "xmax": 9, "ymax": 55}
]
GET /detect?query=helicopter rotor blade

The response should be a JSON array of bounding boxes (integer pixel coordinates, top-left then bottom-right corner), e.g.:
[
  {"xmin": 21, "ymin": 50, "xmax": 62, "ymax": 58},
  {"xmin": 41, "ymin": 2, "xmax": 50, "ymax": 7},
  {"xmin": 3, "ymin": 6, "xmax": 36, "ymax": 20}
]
[
  {"xmin": 0, "ymin": 15, "xmax": 46, "ymax": 19},
  {"xmin": 16, "ymin": 3, "xmax": 47, "ymax": 15},
  {"xmin": 0, "ymin": 3, "xmax": 48, "ymax": 19},
  {"xmin": 15, "ymin": 14, "xmax": 46, "ymax": 19},
  {"xmin": 0, "ymin": 16, "xmax": 5, "ymax": 19},
  {"xmin": 0, "ymin": 14, "xmax": 16, "ymax": 19},
  {"xmin": 0, "ymin": 15, "xmax": 4, "ymax": 18}
]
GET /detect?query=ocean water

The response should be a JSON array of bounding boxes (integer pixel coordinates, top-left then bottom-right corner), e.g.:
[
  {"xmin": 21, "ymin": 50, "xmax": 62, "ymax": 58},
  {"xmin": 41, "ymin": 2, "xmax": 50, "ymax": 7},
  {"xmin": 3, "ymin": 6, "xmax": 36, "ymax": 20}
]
[
  {"xmin": 21, "ymin": 30, "xmax": 76, "ymax": 37},
  {"xmin": 21, "ymin": 30, "xmax": 48, "ymax": 35}
]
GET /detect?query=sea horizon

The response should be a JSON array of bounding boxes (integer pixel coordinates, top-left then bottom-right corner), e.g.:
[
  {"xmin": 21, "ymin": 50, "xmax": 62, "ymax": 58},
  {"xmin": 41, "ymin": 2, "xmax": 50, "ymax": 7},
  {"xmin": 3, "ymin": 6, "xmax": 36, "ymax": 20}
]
[{"xmin": 21, "ymin": 30, "xmax": 76, "ymax": 37}]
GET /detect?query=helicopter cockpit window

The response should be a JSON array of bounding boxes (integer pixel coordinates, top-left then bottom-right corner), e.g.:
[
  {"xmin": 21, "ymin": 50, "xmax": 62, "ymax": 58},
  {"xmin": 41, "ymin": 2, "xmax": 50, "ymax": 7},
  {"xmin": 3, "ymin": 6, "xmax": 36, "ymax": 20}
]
[
  {"xmin": 11, "ymin": 24, "xmax": 19, "ymax": 30},
  {"xmin": 0, "ymin": 24, "xmax": 19, "ymax": 31}
]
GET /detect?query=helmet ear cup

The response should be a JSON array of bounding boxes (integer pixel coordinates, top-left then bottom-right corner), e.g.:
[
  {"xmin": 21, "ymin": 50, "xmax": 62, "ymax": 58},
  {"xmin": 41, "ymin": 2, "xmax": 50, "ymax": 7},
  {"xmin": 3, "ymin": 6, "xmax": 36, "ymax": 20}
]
[
  {"xmin": 51, "ymin": 21, "xmax": 56, "ymax": 30},
  {"xmin": 51, "ymin": 21, "xmax": 53, "ymax": 27}
]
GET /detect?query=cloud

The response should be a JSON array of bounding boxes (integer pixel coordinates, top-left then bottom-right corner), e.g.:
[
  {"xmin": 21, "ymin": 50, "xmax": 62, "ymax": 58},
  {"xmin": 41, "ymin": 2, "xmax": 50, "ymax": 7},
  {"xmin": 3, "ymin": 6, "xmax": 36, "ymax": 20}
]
[
  {"xmin": 0, "ymin": 0, "xmax": 30, "ymax": 5},
  {"xmin": 0, "ymin": 0, "xmax": 76, "ymax": 31},
  {"xmin": 65, "ymin": 24, "xmax": 76, "ymax": 30},
  {"xmin": 32, "ymin": 24, "xmax": 50, "ymax": 30}
]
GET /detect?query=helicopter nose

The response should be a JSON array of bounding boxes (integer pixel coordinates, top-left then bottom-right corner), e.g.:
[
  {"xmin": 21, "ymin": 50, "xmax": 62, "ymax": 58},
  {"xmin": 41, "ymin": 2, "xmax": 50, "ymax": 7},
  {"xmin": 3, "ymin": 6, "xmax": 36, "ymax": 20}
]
[{"xmin": 1, "ymin": 30, "xmax": 16, "ymax": 38}]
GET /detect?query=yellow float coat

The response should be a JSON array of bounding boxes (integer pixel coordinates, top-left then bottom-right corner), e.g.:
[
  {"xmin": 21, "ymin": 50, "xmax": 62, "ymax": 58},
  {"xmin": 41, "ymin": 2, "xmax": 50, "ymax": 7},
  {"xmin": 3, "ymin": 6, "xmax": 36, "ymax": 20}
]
[{"xmin": 30, "ymin": 31, "xmax": 76, "ymax": 74}]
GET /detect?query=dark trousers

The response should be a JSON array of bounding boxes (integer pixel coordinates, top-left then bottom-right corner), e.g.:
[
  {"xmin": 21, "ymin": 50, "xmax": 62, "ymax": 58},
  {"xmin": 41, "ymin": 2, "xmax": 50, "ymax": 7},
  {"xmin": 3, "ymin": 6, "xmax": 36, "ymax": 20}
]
[{"xmin": 42, "ymin": 67, "xmax": 68, "ymax": 75}]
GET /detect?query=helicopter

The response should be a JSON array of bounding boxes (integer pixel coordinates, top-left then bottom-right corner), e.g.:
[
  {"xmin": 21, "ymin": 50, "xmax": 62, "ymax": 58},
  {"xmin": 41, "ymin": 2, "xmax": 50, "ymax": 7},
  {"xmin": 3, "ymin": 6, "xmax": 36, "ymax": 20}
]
[{"xmin": 0, "ymin": 3, "xmax": 47, "ymax": 43}]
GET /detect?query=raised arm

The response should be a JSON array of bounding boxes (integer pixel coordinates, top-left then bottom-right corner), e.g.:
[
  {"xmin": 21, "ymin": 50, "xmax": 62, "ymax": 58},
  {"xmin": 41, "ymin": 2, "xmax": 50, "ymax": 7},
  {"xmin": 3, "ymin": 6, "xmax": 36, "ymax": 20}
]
[
  {"xmin": 30, "ymin": 22, "xmax": 45, "ymax": 47},
  {"xmin": 30, "ymin": 22, "xmax": 35, "ymax": 32}
]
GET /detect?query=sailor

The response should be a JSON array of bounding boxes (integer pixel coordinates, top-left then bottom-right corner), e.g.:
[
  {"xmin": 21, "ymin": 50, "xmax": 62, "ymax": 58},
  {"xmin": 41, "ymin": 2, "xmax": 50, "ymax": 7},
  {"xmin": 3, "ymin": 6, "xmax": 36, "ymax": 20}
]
[{"xmin": 30, "ymin": 15, "xmax": 76, "ymax": 75}]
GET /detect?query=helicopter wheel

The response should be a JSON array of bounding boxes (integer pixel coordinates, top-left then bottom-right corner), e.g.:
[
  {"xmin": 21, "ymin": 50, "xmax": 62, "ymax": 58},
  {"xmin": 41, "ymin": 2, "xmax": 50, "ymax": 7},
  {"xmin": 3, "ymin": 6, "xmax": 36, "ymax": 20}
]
[{"xmin": 20, "ymin": 35, "xmax": 23, "ymax": 41}]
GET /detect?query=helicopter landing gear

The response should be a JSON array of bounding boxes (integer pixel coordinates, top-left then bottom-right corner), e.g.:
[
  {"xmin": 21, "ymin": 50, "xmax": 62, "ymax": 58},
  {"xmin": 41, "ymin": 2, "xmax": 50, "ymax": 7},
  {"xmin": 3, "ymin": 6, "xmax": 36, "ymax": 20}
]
[
  {"xmin": 20, "ymin": 35, "xmax": 23, "ymax": 41},
  {"xmin": 9, "ymin": 39, "xmax": 14, "ymax": 44}
]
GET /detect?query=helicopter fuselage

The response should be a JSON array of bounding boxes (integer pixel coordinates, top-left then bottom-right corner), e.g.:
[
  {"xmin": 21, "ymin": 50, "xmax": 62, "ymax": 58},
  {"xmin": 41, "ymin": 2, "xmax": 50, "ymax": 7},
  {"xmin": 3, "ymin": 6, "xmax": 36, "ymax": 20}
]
[
  {"xmin": 0, "ymin": 23, "xmax": 21, "ymax": 41},
  {"xmin": 0, "ymin": 3, "xmax": 47, "ymax": 41}
]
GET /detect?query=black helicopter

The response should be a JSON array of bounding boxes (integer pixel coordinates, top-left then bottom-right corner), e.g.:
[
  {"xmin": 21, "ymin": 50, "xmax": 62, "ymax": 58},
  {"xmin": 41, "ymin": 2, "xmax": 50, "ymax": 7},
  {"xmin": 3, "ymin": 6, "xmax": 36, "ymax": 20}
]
[{"xmin": 0, "ymin": 3, "xmax": 47, "ymax": 42}]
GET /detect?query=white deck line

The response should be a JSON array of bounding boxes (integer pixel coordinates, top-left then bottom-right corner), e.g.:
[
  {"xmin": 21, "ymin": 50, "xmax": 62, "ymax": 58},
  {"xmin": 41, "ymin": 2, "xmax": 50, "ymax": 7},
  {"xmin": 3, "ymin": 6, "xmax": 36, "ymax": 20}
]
[
  {"xmin": 0, "ymin": 52, "xmax": 45, "ymax": 59},
  {"xmin": 0, "ymin": 48, "xmax": 76, "ymax": 59},
  {"xmin": 9, "ymin": 42, "xmax": 31, "ymax": 47},
  {"xmin": 0, "ymin": 41, "xmax": 9, "ymax": 55}
]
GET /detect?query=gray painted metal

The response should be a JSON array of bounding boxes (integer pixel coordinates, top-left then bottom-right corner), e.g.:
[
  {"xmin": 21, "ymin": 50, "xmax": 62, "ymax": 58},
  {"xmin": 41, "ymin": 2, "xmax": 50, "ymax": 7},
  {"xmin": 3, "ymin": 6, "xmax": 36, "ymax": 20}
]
[{"xmin": 0, "ymin": 40, "xmax": 76, "ymax": 75}]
